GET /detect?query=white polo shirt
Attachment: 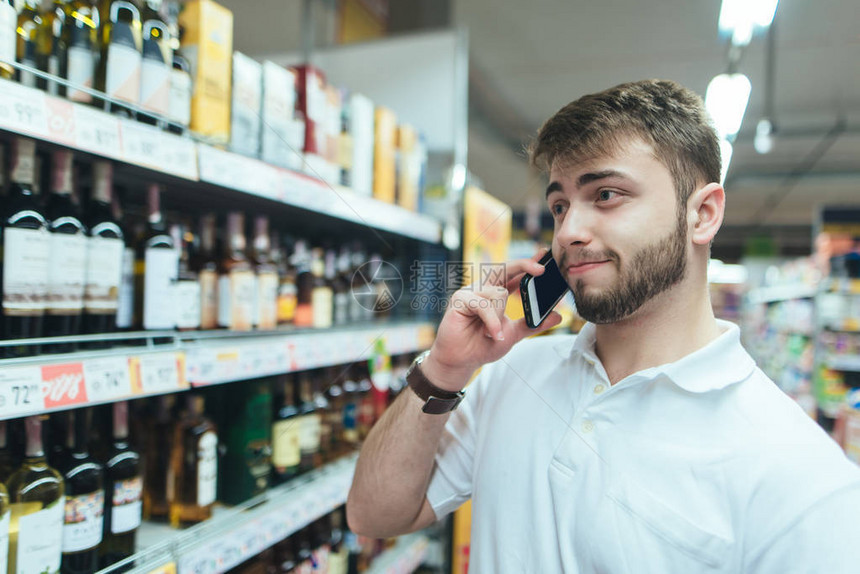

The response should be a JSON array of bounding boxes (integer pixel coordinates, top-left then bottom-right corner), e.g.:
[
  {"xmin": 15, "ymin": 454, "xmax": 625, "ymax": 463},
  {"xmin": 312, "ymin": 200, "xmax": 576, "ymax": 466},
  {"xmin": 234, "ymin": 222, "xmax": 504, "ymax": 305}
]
[{"xmin": 426, "ymin": 320, "xmax": 860, "ymax": 573}]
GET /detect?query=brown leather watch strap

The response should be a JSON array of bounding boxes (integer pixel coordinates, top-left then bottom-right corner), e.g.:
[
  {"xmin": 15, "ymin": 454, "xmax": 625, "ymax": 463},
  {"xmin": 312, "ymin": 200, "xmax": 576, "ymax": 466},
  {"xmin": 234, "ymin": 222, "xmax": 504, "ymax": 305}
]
[{"xmin": 406, "ymin": 350, "xmax": 465, "ymax": 414}]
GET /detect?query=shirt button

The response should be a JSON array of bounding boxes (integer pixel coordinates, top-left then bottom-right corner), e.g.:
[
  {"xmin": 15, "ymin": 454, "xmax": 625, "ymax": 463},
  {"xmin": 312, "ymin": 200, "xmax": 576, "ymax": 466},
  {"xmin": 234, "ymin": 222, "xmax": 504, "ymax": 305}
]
[
  {"xmin": 593, "ymin": 383, "xmax": 606, "ymax": 395},
  {"xmin": 581, "ymin": 420, "xmax": 594, "ymax": 433}
]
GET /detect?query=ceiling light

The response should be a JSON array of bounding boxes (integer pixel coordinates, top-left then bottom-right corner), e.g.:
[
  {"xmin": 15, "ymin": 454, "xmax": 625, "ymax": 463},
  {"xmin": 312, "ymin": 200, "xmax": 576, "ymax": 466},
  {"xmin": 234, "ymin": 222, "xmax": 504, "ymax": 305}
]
[
  {"xmin": 754, "ymin": 118, "xmax": 774, "ymax": 154},
  {"xmin": 719, "ymin": 0, "xmax": 779, "ymax": 46},
  {"xmin": 705, "ymin": 73, "xmax": 752, "ymax": 140},
  {"xmin": 719, "ymin": 138, "xmax": 733, "ymax": 185}
]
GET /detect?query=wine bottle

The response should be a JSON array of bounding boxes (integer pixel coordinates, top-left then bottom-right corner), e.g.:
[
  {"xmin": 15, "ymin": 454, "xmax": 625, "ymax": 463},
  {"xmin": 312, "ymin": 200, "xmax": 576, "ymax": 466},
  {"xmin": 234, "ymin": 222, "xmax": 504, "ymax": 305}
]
[
  {"xmin": 271, "ymin": 375, "xmax": 301, "ymax": 485},
  {"xmin": 168, "ymin": 393, "xmax": 218, "ymax": 527},
  {"xmin": 0, "ymin": 0, "xmax": 17, "ymax": 80},
  {"xmin": 333, "ymin": 246, "xmax": 351, "ymax": 325},
  {"xmin": 250, "ymin": 216, "xmax": 278, "ymax": 331},
  {"xmin": 166, "ymin": 52, "xmax": 191, "ymax": 135},
  {"xmin": 100, "ymin": 401, "xmax": 142, "ymax": 570},
  {"xmin": 83, "ymin": 161, "xmax": 124, "ymax": 337},
  {"xmin": 296, "ymin": 373, "xmax": 321, "ymax": 474},
  {"xmin": 349, "ymin": 242, "xmax": 367, "ymax": 323},
  {"xmin": 323, "ymin": 367, "xmax": 345, "ymax": 460},
  {"xmin": 340, "ymin": 369, "xmax": 360, "ymax": 449},
  {"xmin": 59, "ymin": 408, "xmax": 105, "ymax": 574},
  {"xmin": 217, "ymin": 212, "xmax": 254, "ymax": 331},
  {"xmin": 0, "ymin": 478, "xmax": 8, "ymax": 574},
  {"xmin": 1, "ymin": 138, "xmax": 50, "ymax": 355},
  {"xmin": 95, "ymin": 0, "xmax": 142, "ymax": 111},
  {"xmin": 36, "ymin": 0, "xmax": 69, "ymax": 96},
  {"xmin": 135, "ymin": 183, "xmax": 177, "ymax": 330},
  {"xmin": 7, "ymin": 416, "xmax": 65, "ymax": 574},
  {"xmin": 327, "ymin": 509, "xmax": 348, "ymax": 574},
  {"xmin": 310, "ymin": 247, "xmax": 333, "ymax": 329},
  {"xmin": 194, "ymin": 213, "xmax": 219, "ymax": 330},
  {"xmin": 65, "ymin": 0, "xmax": 99, "ymax": 102},
  {"xmin": 113, "ymin": 190, "xmax": 135, "ymax": 331},
  {"xmin": 0, "ymin": 421, "xmax": 17, "ymax": 482},
  {"xmin": 220, "ymin": 381, "xmax": 272, "ymax": 505},
  {"xmin": 293, "ymin": 240, "xmax": 314, "ymax": 328},
  {"xmin": 138, "ymin": 19, "xmax": 170, "ymax": 122},
  {"xmin": 45, "ymin": 150, "xmax": 88, "ymax": 346},
  {"xmin": 16, "ymin": 0, "xmax": 42, "ymax": 87},
  {"xmin": 172, "ymin": 222, "xmax": 200, "ymax": 330},
  {"xmin": 142, "ymin": 394, "xmax": 174, "ymax": 521},
  {"xmin": 313, "ymin": 372, "xmax": 333, "ymax": 463},
  {"xmin": 275, "ymin": 234, "xmax": 297, "ymax": 327}
]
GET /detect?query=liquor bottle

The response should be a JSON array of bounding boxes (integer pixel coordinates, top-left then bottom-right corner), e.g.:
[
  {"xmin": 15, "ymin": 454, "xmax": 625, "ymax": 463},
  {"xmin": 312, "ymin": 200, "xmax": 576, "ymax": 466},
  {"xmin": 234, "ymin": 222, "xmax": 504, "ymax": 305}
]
[
  {"xmin": 327, "ymin": 509, "xmax": 348, "ymax": 574},
  {"xmin": 36, "ymin": 0, "xmax": 69, "ymax": 95},
  {"xmin": 7, "ymin": 416, "xmax": 65, "ymax": 574},
  {"xmin": 142, "ymin": 394, "xmax": 174, "ymax": 521},
  {"xmin": 293, "ymin": 240, "xmax": 314, "ymax": 328},
  {"xmin": 1, "ymin": 138, "xmax": 50, "ymax": 352},
  {"xmin": 275, "ymin": 234, "xmax": 297, "ymax": 327},
  {"xmin": 0, "ymin": 0, "xmax": 17, "ymax": 80},
  {"xmin": 250, "ymin": 216, "xmax": 278, "ymax": 331},
  {"xmin": 296, "ymin": 373, "xmax": 321, "ymax": 474},
  {"xmin": 172, "ymin": 222, "xmax": 200, "ymax": 330},
  {"xmin": 310, "ymin": 247, "xmax": 333, "ymax": 329},
  {"xmin": 135, "ymin": 183, "xmax": 177, "ymax": 330},
  {"xmin": 311, "ymin": 518, "xmax": 332, "ymax": 573},
  {"xmin": 168, "ymin": 393, "xmax": 217, "ymax": 527},
  {"xmin": 100, "ymin": 401, "xmax": 142, "ymax": 570},
  {"xmin": 59, "ymin": 409, "xmax": 105, "ymax": 574},
  {"xmin": 340, "ymin": 371, "xmax": 360, "ymax": 450},
  {"xmin": 166, "ymin": 53, "xmax": 191, "ymax": 134},
  {"xmin": 220, "ymin": 381, "xmax": 272, "ymax": 505},
  {"xmin": 45, "ymin": 150, "xmax": 87, "ymax": 345},
  {"xmin": 83, "ymin": 161, "xmax": 124, "ymax": 336},
  {"xmin": 218, "ymin": 212, "xmax": 254, "ymax": 332},
  {"xmin": 0, "ymin": 421, "xmax": 17, "ymax": 482},
  {"xmin": 138, "ymin": 20, "xmax": 170, "ymax": 122},
  {"xmin": 294, "ymin": 528, "xmax": 315, "ymax": 573},
  {"xmin": 113, "ymin": 190, "xmax": 136, "ymax": 330},
  {"xmin": 313, "ymin": 373, "xmax": 333, "ymax": 463},
  {"xmin": 333, "ymin": 246, "xmax": 351, "ymax": 326},
  {"xmin": 66, "ymin": 0, "xmax": 100, "ymax": 102},
  {"xmin": 16, "ymin": 0, "xmax": 42, "ymax": 87},
  {"xmin": 195, "ymin": 213, "xmax": 219, "ymax": 330},
  {"xmin": 271, "ymin": 375, "xmax": 300, "ymax": 485},
  {"xmin": 324, "ymin": 368, "xmax": 345, "ymax": 460},
  {"xmin": 95, "ymin": 0, "xmax": 142, "ymax": 110},
  {"xmin": 348, "ymin": 242, "xmax": 367, "ymax": 323},
  {"xmin": 356, "ymin": 363, "xmax": 376, "ymax": 440},
  {"xmin": 0, "ymin": 479, "xmax": 8, "ymax": 574}
]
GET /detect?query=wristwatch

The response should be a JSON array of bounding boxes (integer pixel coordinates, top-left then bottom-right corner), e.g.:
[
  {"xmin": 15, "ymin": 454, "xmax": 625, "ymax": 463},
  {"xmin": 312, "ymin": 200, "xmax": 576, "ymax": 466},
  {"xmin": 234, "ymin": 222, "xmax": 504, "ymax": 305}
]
[{"xmin": 406, "ymin": 350, "xmax": 465, "ymax": 414}]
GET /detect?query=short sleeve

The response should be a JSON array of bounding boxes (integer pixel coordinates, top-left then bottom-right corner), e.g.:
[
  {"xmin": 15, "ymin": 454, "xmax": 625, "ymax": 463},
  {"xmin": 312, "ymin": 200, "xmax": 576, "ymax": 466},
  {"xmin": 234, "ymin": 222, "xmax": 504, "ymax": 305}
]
[
  {"xmin": 425, "ymin": 365, "xmax": 491, "ymax": 519},
  {"xmin": 744, "ymin": 482, "xmax": 860, "ymax": 573}
]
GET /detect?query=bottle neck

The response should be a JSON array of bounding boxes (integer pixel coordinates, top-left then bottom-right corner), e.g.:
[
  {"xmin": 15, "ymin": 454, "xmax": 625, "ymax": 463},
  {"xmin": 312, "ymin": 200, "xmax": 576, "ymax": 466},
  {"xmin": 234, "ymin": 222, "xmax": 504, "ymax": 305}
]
[
  {"xmin": 113, "ymin": 401, "xmax": 129, "ymax": 441},
  {"xmin": 11, "ymin": 139, "xmax": 36, "ymax": 187},
  {"xmin": 0, "ymin": 421, "xmax": 7, "ymax": 450},
  {"xmin": 227, "ymin": 213, "xmax": 246, "ymax": 254},
  {"xmin": 199, "ymin": 214, "xmax": 216, "ymax": 257},
  {"xmin": 92, "ymin": 161, "xmax": 113, "ymax": 204},
  {"xmin": 25, "ymin": 416, "xmax": 45, "ymax": 458},
  {"xmin": 51, "ymin": 151, "xmax": 74, "ymax": 196}
]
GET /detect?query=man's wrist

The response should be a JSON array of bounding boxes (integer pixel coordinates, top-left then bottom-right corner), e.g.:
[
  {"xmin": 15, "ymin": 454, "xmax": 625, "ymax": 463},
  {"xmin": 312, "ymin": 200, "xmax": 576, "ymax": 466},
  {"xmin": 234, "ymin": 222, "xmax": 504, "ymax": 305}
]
[{"xmin": 419, "ymin": 352, "xmax": 473, "ymax": 393}]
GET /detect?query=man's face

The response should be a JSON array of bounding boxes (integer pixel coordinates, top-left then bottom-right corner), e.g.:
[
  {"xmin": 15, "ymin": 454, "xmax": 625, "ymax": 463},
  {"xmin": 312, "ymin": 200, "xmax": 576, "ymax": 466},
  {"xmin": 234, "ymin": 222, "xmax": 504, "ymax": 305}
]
[{"xmin": 546, "ymin": 140, "xmax": 689, "ymax": 324}]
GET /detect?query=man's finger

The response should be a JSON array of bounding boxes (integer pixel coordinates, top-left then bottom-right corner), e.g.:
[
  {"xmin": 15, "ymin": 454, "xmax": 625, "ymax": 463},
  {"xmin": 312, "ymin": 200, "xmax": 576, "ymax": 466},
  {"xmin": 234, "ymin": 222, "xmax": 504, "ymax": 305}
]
[{"xmin": 451, "ymin": 290, "xmax": 505, "ymax": 341}]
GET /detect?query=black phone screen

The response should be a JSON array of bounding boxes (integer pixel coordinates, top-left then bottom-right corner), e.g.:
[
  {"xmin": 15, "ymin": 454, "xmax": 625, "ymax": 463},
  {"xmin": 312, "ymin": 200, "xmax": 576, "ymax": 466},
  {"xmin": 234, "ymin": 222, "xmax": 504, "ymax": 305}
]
[{"xmin": 533, "ymin": 254, "xmax": 568, "ymax": 317}]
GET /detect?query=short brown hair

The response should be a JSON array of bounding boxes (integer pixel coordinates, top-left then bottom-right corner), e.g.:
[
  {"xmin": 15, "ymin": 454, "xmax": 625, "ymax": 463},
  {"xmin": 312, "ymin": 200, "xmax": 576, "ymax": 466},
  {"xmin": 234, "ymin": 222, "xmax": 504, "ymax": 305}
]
[{"xmin": 528, "ymin": 79, "xmax": 721, "ymax": 206}]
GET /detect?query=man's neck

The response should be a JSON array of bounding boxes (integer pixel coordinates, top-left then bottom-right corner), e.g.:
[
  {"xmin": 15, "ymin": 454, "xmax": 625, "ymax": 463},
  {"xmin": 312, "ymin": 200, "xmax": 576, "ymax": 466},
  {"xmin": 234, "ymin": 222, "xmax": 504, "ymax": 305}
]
[{"xmin": 592, "ymin": 281, "xmax": 721, "ymax": 386}]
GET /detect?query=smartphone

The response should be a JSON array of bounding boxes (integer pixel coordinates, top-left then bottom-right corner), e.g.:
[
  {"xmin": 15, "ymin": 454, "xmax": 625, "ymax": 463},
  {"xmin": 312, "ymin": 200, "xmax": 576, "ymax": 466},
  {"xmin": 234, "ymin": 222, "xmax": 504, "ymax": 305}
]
[{"xmin": 520, "ymin": 250, "xmax": 569, "ymax": 329}]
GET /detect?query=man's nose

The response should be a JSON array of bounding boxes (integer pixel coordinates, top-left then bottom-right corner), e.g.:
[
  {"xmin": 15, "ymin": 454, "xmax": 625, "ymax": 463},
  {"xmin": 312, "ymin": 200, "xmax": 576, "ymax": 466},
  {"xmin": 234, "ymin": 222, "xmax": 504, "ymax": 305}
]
[{"xmin": 555, "ymin": 207, "xmax": 593, "ymax": 246}]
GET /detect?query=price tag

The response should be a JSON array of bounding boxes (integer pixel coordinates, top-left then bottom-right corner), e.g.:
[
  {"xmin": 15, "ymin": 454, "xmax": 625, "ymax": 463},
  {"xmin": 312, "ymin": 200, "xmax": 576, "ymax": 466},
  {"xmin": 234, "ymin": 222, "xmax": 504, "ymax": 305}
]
[
  {"xmin": 0, "ymin": 365, "xmax": 44, "ymax": 419},
  {"xmin": 178, "ymin": 548, "xmax": 217, "ymax": 574},
  {"xmin": 120, "ymin": 119, "xmax": 161, "ymax": 169},
  {"xmin": 44, "ymin": 96, "xmax": 76, "ymax": 145},
  {"xmin": 157, "ymin": 132, "xmax": 199, "ymax": 180},
  {"xmin": 199, "ymin": 145, "xmax": 280, "ymax": 198},
  {"xmin": 83, "ymin": 356, "xmax": 132, "ymax": 403},
  {"xmin": 74, "ymin": 105, "xmax": 122, "ymax": 159},
  {"xmin": 138, "ymin": 352, "xmax": 185, "ymax": 394},
  {"xmin": 239, "ymin": 345, "xmax": 265, "ymax": 377},
  {"xmin": 213, "ymin": 349, "xmax": 240, "ymax": 383},
  {"xmin": 185, "ymin": 347, "xmax": 218, "ymax": 386},
  {"xmin": 41, "ymin": 362, "xmax": 88, "ymax": 409},
  {"xmin": 0, "ymin": 80, "xmax": 49, "ymax": 136}
]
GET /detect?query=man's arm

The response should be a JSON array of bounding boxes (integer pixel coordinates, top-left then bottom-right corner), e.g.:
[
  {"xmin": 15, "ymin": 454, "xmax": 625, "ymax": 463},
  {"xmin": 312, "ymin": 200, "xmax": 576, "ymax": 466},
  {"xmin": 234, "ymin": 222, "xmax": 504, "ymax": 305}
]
[{"xmin": 346, "ymin": 254, "xmax": 561, "ymax": 538}]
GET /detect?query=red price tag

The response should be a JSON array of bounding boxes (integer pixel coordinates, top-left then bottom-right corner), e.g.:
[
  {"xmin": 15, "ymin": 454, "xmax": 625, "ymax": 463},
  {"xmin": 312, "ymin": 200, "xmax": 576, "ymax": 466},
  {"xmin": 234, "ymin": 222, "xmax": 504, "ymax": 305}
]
[{"xmin": 41, "ymin": 362, "xmax": 88, "ymax": 409}]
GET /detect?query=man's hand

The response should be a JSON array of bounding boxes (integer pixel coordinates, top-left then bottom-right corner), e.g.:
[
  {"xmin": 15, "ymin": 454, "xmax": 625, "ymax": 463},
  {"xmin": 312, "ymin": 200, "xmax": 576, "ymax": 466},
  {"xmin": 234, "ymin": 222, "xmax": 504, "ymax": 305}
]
[{"xmin": 422, "ymin": 250, "xmax": 563, "ymax": 391}]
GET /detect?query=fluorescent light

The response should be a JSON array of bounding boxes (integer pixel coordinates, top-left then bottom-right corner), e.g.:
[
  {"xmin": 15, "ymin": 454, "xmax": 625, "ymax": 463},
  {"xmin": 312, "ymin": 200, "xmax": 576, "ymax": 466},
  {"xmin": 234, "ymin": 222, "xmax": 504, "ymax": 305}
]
[
  {"xmin": 719, "ymin": 138, "xmax": 733, "ymax": 185},
  {"xmin": 754, "ymin": 118, "xmax": 773, "ymax": 154},
  {"xmin": 719, "ymin": 0, "xmax": 779, "ymax": 46},
  {"xmin": 705, "ymin": 73, "xmax": 752, "ymax": 139}
]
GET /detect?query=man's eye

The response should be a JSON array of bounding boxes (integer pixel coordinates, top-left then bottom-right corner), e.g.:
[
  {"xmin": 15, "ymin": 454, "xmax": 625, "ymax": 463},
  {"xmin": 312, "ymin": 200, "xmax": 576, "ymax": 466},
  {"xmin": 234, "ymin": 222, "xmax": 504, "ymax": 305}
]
[
  {"xmin": 597, "ymin": 190, "xmax": 619, "ymax": 202},
  {"xmin": 550, "ymin": 203, "xmax": 566, "ymax": 216}
]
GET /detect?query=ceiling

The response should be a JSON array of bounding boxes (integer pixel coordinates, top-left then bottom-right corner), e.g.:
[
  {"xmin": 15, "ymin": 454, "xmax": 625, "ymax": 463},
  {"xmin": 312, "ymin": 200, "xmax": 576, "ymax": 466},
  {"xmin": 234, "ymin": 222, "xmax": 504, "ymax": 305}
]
[{"xmin": 224, "ymin": 0, "xmax": 860, "ymax": 259}]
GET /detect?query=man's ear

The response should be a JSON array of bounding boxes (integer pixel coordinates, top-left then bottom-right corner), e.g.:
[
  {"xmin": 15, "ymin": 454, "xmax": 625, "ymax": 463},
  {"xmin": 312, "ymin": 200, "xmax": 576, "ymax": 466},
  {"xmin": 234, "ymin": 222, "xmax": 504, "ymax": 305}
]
[{"xmin": 687, "ymin": 183, "xmax": 725, "ymax": 246}]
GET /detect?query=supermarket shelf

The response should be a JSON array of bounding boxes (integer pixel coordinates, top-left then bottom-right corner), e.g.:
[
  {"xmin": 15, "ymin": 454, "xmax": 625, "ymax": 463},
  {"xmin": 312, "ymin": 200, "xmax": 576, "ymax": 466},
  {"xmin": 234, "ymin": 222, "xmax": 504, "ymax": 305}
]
[
  {"xmin": 746, "ymin": 284, "xmax": 818, "ymax": 305},
  {"xmin": 366, "ymin": 534, "xmax": 430, "ymax": 574},
  {"xmin": 108, "ymin": 454, "xmax": 358, "ymax": 574},
  {"xmin": 0, "ymin": 321, "xmax": 435, "ymax": 420},
  {"xmin": 196, "ymin": 145, "xmax": 442, "ymax": 243},
  {"xmin": 0, "ymin": 78, "xmax": 444, "ymax": 245}
]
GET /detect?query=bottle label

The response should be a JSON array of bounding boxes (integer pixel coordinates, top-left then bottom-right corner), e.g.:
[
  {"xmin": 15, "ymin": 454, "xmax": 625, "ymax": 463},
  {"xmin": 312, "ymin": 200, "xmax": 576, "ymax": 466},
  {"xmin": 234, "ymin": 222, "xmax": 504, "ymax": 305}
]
[
  {"xmin": 0, "ymin": 3, "xmax": 16, "ymax": 66},
  {"xmin": 140, "ymin": 58, "xmax": 170, "ymax": 116},
  {"xmin": 271, "ymin": 419, "xmax": 301, "ymax": 468},
  {"xmin": 219, "ymin": 270, "xmax": 254, "ymax": 331},
  {"xmin": 2, "ymin": 227, "xmax": 50, "ymax": 314},
  {"xmin": 199, "ymin": 269, "xmax": 218, "ymax": 329},
  {"xmin": 15, "ymin": 497, "xmax": 64, "ymax": 574},
  {"xmin": 174, "ymin": 279, "xmax": 201, "ymax": 329},
  {"xmin": 115, "ymin": 247, "xmax": 135, "ymax": 328},
  {"xmin": 67, "ymin": 44, "xmax": 95, "ymax": 103},
  {"xmin": 256, "ymin": 271, "xmax": 279, "ymax": 330},
  {"xmin": 143, "ymin": 247, "xmax": 179, "ymax": 329},
  {"xmin": 62, "ymin": 490, "xmax": 105, "ymax": 553},
  {"xmin": 311, "ymin": 286, "xmax": 333, "ymax": 329},
  {"xmin": 47, "ymin": 232, "xmax": 88, "ymax": 313},
  {"xmin": 168, "ymin": 68, "xmax": 192, "ymax": 126},
  {"xmin": 0, "ymin": 509, "xmax": 9, "ymax": 574},
  {"xmin": 334, "ymin": 292, "xmax": 350, "ymax": 325},
  {"xmin": 84, "ymin": 236, "xmax": 124, "ymax": 312},
  {"xmin": 197, "ymin": 431, "xmax": 218, "ymax": 507},
  {"xmin": 105, "ymin": 42, "xmax": 142, "ymax": 104},
  {"xmin": 111, "ymin": 476, "xmax": 142, "ymax": 534},
  {"xmin": 298, "ymin": 413, "xmax": 322, "ymax": 452},
  {"xmin": 277, "ymin": 283, "xmax": 297, "ymax": 324}
]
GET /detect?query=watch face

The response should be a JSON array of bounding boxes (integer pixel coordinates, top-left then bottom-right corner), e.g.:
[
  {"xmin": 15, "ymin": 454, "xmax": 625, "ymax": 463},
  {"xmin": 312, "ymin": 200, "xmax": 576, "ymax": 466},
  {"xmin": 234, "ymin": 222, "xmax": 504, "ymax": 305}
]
[{"xmin": 422, "ymin": 396, "xmax": 460, "ymax": 415}]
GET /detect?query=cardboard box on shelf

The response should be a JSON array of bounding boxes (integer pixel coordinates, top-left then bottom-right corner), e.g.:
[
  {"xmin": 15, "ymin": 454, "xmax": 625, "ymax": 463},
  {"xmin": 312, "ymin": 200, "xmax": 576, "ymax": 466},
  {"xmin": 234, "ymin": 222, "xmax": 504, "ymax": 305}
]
[
  {"xmin": 348, "ymin": 92, "xmax": 375, "ymax": 197},
  {"xmin": 230, "ymin": 52, "xmax": 262, "ymax": 157},
  {"xmin": 373, "ymin": 106, "xmax": 396, "ymax": 204},
  {"xmin": 260, "ymin": 62, "xmax": 298, "ymax": 168}
]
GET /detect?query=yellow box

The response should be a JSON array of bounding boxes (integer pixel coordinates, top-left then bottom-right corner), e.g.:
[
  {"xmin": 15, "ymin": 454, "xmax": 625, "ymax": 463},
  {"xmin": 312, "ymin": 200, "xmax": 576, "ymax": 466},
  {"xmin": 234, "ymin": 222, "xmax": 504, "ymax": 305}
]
[
  {"xmin": 373, "ymin": 106, "xmax": 396, "ymax": 203},
  {"xmin": 179, "ymin": 0, "xmax": 233, "ymax": 145},
  {"xmin": 396, "ymin": 124, "xmax": 418, "ymax": 211}
]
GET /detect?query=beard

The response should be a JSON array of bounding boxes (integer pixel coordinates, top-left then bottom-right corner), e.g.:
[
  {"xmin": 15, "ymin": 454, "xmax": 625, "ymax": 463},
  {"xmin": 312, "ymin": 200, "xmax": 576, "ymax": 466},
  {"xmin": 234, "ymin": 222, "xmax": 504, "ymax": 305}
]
[{"xmin": 565, "ymin": 215, "xmax": 688, "ymax": 324}]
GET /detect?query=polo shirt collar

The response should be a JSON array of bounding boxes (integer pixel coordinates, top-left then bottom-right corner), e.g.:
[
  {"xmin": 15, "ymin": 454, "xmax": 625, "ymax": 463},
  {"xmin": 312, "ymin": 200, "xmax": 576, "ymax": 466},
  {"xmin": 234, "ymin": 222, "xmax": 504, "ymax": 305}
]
[{"xmin": 557, "ymin": 319, "xmax": 756, "ymax": 393}]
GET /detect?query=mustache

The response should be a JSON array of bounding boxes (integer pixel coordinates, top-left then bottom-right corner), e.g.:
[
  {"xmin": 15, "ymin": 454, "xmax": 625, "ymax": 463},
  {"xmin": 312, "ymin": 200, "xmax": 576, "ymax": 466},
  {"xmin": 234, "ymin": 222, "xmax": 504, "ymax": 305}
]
[{"xmin": 559, "ymin": 249, "xmax": 618, "ymax": 268}]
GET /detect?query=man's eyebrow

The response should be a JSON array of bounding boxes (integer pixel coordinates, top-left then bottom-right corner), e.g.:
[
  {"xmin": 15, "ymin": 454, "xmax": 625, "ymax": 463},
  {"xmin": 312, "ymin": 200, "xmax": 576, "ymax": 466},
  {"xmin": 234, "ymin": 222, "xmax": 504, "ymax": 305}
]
[
  {"xmin": 545, "ymin": 181, "xmax": 563, "ymax": 198},
  {"xmin": 546, "ymin": 170, "xmax": 631, "ymax": 198}
]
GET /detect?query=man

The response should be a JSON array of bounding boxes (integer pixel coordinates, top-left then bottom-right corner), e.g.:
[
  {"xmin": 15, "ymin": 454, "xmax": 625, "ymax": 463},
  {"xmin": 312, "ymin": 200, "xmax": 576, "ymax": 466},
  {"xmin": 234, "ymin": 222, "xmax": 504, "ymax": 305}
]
[{"xmin": 347, "ymin": 80, "xmax": 860, "ymax": 572}]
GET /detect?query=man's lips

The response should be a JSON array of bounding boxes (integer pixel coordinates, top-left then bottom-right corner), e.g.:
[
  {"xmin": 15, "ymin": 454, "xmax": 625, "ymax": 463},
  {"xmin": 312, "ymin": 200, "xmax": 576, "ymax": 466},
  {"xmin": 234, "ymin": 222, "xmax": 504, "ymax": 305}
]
[{"xmin": 566, "ymin": 260, "xmax": 610, "ymax": 274}]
